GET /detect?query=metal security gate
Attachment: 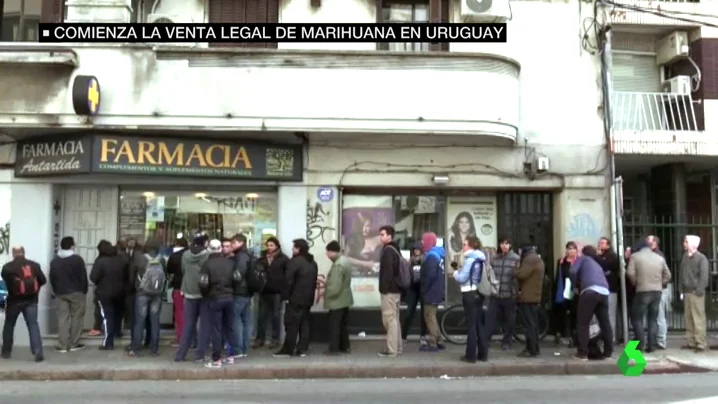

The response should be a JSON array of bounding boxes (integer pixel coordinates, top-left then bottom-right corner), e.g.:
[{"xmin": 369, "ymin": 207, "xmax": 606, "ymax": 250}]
[
  {"xmin": 496, "ymin": 192, "xmax": 554, "ymax": 306},
  {"xmin": 623, "ymin": 215, "xmax": 718, "ymax": 331}
]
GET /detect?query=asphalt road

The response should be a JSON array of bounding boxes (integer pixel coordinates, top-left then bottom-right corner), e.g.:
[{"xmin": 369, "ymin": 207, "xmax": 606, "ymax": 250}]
[{"xmin": 1, "ymin": 374, "xmax": 715, "ymax": 403}]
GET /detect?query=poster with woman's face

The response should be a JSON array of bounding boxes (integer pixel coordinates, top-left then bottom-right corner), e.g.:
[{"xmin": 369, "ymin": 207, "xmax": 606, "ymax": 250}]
[
  {"xmin": 342, "ymin": 207, "xmax": 395, "ymax": 278},
  {"xmin": 446, "ymin": 197, "xmax": 498, "ymax": 268}
]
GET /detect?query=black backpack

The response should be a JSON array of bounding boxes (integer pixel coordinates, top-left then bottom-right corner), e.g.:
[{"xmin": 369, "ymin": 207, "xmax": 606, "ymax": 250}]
[{"xmin": 243, "ymin": 253, "xmax": 267, "ymax": 294}]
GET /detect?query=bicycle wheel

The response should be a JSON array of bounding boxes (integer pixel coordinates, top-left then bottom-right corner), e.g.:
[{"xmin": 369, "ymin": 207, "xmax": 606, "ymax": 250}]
[
  {"xmin": 513, "ymin": 306, "xmax": 550, "ymax": 343},
  {"xmin": 440, "ymin": 304, "xmax": 468, "ymax": 345}
]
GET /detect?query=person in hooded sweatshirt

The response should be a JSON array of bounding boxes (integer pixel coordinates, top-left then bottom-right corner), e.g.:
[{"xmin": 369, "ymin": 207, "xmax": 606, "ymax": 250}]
[
  {"xmin": 175, "ymin": 234, "xmax": 209, "ymax": 362},
  {"xmin": 419, "ymin": 232, "xmax": 445, "ymax": 352},
  {"xmin": 89, "ymin": 239, "xmax": 128, "ymax": 351},
  {"xmin": 273, "ymin": 238, "xmax": 318, "ymax": 358},
  {"xmin": 680, "ymin": 235, "xmax": 709, "ymax": 352},
  {"xmin": 166, "ymin": 238, "xmax": 188, "ymax": 347},
  {"xmin": 490, "ymin": 236, "xmax": 521, "ymax": 351},
  {"xmin": 50, "ymin": 236, "xmax": 89, "ymax": 353},
  {"xmin": 569, "ymin": 245, "xmax": 613, "ymax": 361},
  {"xmin": 448, "ymin": 235, "xmax": 487, "ymax": 363},
  {"xmin": 401, "ymin": 242, "xmax": 427, "ymax": 346},
  {"xmin": 129, "ymin": 241, "xmax": 166, "ymax": 357},
  {"xmin": 596, "ymin": 237, "xmax": 620, "ymax": 343}
]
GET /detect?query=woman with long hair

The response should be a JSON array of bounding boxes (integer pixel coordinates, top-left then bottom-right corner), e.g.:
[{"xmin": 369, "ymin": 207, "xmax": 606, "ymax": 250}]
[
  {"xmin": 449, "ymin": 212, "xmax": 477, "ymax": 254},
  {"xmin": 344, "ymin": 213, "xmax": 383, "ymax": 276},
  {"xmin": 553, "ymin": 241, "xmax": 578, "ymax": 346}
]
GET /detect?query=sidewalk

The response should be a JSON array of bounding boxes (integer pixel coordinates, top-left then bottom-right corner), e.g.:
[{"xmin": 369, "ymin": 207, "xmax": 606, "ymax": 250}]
[{"xmin": 0, "ymin": 340, "xmax": 708, "ymax": 381}]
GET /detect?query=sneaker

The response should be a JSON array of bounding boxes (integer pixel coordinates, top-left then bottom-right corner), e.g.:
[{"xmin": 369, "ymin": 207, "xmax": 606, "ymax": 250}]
[
  {"xmin": 70, "ymin": 344, "xmax": 86, "ymax": 352},
  {"xmin": 273, "ymin": 351, "xmax": 292, "ymax": 358},
  {"xmin": 239, "ymin": 353, "xmax": 248, "ymax": 358},
  {"xmin": 55, "ymin": 346, "xmax": 68, "ymax": 353},
  {"xmin": 377, "ymin": 350, "xmax": 396, "ymax": 357},
  {"xmin": 295, "ymin": 351, "xmax": 307, "ymax": 357},
  {"xmin": 572, "ymin": 354, "xmax": 588, "ymax": 361},
  {"xmin": 169, "ymin": 342, "xmax": 179, "ymax": 348},
  {"xmin": 419, "ymin": 337, "xmax": 428, "ymax": 346},
  {"xmin": 223, "ymin": 357, "xmax": 235, "ymax": 365},
  {"xmin": 127, "ymin": 350, "xmax": 137, "ymax": 357},
  {"xmin": 204, "ymin": 360, "xmax": 222, "ymax": 368},
  {"xmin": 87, "ymin": 329, "xmax": 102, "ymax": 337}
]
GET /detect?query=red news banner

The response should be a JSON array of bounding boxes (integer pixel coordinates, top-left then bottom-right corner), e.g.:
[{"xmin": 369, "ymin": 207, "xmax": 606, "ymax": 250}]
[{"xmin": 38, "ymin": 23, "xmax": 507, "ymax": 43}]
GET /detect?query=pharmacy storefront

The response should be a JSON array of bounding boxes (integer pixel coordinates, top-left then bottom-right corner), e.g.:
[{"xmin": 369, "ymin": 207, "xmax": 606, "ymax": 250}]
[{"xmin": 11, "ymin": 134, "xmax": 306, "ymax": 335}]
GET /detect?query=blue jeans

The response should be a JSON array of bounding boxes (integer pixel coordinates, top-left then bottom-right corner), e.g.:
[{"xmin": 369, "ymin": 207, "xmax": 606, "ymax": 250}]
[
  {"xmin": 232, "ymin": 295, "xmax": 253, "ymax": 355},
  {"xmin": 132, "ymin": 294, "xmax": 162, "ymax": 354},
  {"xmin": 2, "ymin": 301, "xmax": 43, "ymax": 359},
  {"xmin": 175, "ymin": 297, "xmax": 206, "ymax": 361},
  {"xmin": 208, "ymin": 296, "xmax": 235, "ymax": 361},
  {"xmin": 631, "ymin": 291, "xmax": 661, "ymax": 350}
]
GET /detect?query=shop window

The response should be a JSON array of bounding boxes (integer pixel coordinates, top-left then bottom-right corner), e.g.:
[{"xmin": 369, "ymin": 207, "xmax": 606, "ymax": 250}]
[
  {"xmin": 2, "ymin": 0, "xmax": 41, "ymax": 41},
  {"xmin": 341, "ymin": 194, "xmax": 445, "ymax": 308},
  {"xmin": 118, "ymin": 189, "xmax": 278, "ymax": 257}
]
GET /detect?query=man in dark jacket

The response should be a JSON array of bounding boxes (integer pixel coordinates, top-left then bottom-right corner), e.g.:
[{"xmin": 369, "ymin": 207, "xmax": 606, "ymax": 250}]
[
  {"xmin": 166, "ymin": 238, "xmax": 188, "ymax": 346},
  {"xmin": 419, "ymin": 232, "xmax": 446, "ymax": 352},
  {"xmin": 273, "ymin": 239, "xmax": 318, "ymax": 358},
  {"xmin": 175, "ymin": 235, "xmax": 209, "ymax": 362},
  {"xmin": 597, "ymin": 237, "xmax": 620, "ymax": 343},
  {"xmin": 490, "ymin": 237, "xmax": 521, "ymax": 350},
  {"xmin": 50, "ymin": 236, "xmax": 89, "ymax": 353},
  {"xmin": 254, "ymin": 236, "xmax": 289, "ymax": 350},
  {"xmin": 200, "ymin": 239, "xmax": 236, "ymax": 368},
  {"xmin": 402, "ymin": 242, "xmax": 426, "ymax": 345},
  {"xmin": 90, "ymin": 240, "xmax": 128, "ymax": 351},
  {"xmin": 1, "ymin": 246, "xmax": 46, "ymax": 362},
  {"xmin": 229, "ymin": 233, "xmax": 254, "ymax": 358},
  {"xmin": 377, "ymin": 225, "xmax": 402, "ymax": 357},
  {"xmin": 514, "ymin": 245, "xmax": 545, "ymax": 357}
]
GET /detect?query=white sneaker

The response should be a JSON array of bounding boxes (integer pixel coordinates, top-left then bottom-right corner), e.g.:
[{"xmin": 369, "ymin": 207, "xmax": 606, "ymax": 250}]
[
  {"xmin": 223, "ymin": 357, "xmax": 234, "ymax": 365},
  {"xmin": 204, "ymin": 360, "xmax": 222, "ymax": 368}
]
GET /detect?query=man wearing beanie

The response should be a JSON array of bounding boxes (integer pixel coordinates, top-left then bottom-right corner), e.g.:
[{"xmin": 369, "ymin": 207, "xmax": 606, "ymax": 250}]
[
  {"xmin": 324, "ymin": 241, "xmax": 353, "ymax": 355},
  {"xmin": 419, "ymin": 232, "xmax": 446, "ymax": 352}
]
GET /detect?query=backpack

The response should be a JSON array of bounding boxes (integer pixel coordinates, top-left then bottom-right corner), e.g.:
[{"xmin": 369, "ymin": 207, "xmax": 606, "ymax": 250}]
[
  {"xmin": 138, "ymin": 256, "xmax": 166, "ymax": 297},
  {"xmin": 13, "ymin": 264, "xmax": 39, "ymax": 296},
  {"xmin": 470, "ymin": 258, "xmax": 499, "ymax": 297},
  {"xmin": 386, "ymin": 246, "xmax": 412, "ymax": 289},
  {"xmin": 245, "ymin": 254, "xmax": 267, "ymax": 294}
]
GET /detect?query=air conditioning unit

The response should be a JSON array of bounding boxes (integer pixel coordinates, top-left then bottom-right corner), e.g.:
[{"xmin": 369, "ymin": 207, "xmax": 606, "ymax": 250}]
[
  {"xmin": 662, "ymin": 75, "xmax": 692, "ymax": 95},
  {"xmin": 656, "ymin": 31, "xmax": 689, "ymax": 66},
  {"xmin": 146, "ymin": 14, "xmax": 196, "ymax": 47},
  {"xmin": 460, "ymin": 0, "xmax": 511, "ymax": 23}
]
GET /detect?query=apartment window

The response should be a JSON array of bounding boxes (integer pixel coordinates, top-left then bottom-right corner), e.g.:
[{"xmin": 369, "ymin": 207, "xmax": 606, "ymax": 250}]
[
  {"xmin": 380, "ymin": 0, "xmax": 429, "ymax": 52},
  {"xmin": 378, "ymin": 0, "xmax": 449, "ymax": 52},
  {"xmin": 208, "ymin": 0, "xmax": 279, "ymax": 48},
  {"xmin": 2, "ymin": 0, "xmax": 42, "ymax": 41}
]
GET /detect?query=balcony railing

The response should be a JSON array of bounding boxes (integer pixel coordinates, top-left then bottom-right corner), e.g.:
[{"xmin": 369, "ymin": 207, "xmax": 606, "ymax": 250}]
[
  {"xmin": 611, "ymin": 91, "xmax": 698, "ymax": 133},
  {"xmin": 606, "ymin": 0, "xmax": 715, "ymax": 26}
]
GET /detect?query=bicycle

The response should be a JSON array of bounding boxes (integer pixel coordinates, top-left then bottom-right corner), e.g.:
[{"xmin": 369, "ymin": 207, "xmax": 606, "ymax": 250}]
[{"xmin": 439, "ymin": 300, "xmax": 550, "ymax": 345}]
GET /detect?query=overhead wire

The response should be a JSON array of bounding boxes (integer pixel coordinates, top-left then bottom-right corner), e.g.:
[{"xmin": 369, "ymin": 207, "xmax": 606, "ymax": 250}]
[{"xmin": 599, "ymin": 0, "xmax": 718, "ymax": 28}]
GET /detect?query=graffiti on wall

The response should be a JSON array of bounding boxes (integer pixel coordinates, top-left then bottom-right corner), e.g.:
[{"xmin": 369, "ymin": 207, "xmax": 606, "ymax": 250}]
[
  {"xmin": 306, "ymin": 201, "xmax": 335, "ymax": 248},
  {"xmin": 567, "ymin": 213, "xmax": 600, "ymax": 245}
]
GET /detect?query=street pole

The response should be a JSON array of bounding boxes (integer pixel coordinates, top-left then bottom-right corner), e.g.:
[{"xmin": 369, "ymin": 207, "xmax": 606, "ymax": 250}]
[{"xmin": 601, "ymin": 26, "xmax": 628, "ymax": 341}]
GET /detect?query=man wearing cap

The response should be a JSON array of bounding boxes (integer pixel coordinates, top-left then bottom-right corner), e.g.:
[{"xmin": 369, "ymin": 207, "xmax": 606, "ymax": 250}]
[
  {"xmin": 324, "ymin": 241, "xmax": 353, "ymax": 355},
  {"xmin": 175, "ymin": 234, "xmax": 209, "ymax": 362},
  {"xmin": 199, "ymin": 239, "xmax": 236, "ymax": 368}
]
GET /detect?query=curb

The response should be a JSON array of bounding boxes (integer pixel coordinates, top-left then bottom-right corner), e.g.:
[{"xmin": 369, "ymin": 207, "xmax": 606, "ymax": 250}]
[{"xmin": 0, "ymin": 360, "xmax": 710, "ymax": 381}]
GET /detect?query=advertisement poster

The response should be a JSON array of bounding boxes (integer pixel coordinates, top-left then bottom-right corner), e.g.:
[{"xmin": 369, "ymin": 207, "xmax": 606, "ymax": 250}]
[
  {"xmin": 446, "ymin": 196, "xmax": 498, "ymax": 269},
  {"xmin": 341, "ymin": 195, "xmax": 395, "ymax": 308}
]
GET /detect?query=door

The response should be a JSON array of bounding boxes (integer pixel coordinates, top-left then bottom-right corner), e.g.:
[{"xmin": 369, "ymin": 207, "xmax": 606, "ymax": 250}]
[{"xmin": 62, "ymin": 186, "xmax": 118, "ymax": 330}]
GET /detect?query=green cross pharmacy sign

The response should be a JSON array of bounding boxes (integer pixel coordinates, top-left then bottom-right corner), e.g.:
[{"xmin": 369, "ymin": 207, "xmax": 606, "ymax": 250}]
[{"xmin": 617, "ymin": 340, "xmax": 647, "ymax": 376}]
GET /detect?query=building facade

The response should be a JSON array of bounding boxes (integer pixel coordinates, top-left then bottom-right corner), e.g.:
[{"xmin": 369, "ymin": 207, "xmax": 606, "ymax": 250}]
[
  {"xmin": 606, "ymin": 0, "xmax": 718, "ymax": 330},
  {"xmin": 1, "ymin": 0, "xmax": 609, "ymax": 338}
]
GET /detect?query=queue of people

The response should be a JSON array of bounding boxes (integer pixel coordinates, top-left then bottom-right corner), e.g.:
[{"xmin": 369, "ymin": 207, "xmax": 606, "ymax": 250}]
[{"xmin": 0, "ymin": 227, "xmax": 710, "ymax": 365}]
